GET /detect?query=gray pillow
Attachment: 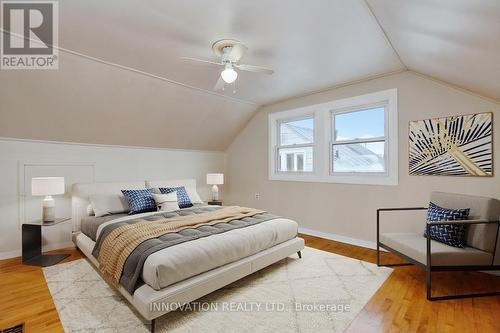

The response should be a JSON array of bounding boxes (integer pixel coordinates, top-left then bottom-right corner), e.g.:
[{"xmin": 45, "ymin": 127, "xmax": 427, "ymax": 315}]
[{"xmin": 89, "ymin": 194, "xmax": 129, "ymax": 217}]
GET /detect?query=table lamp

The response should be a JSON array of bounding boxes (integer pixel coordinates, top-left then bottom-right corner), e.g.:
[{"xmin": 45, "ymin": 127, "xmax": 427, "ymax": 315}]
[
  {"xmin": 31, "ymin": 177, "xmax": 65, "ymax": 223},
  {"xmin": 206, "ymin": 173, "xmax": 224, "ymax": 202}
]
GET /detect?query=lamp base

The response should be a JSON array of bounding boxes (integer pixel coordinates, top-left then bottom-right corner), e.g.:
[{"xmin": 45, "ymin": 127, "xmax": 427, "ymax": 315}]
[
  {"xmin": 42, "ymin": 196, "xmax": 55, "ymax": 222},
  {"xmin": 211, "ymin": 185, "xmax": 219, "ymax": 201}
]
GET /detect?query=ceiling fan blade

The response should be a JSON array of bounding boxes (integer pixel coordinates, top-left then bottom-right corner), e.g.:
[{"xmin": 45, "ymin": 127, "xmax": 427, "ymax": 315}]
[
  {"xmin": 213, "ymin": 75, "xmax": 225, "ymax": 91},
  {"xmin": 228, "ymin": 44, "xmax": 248, "ymax": 62},
  {"xmin": 235, "ymin": 64, "xmax": 274, "ymax": 75},
  {"xmin": 181, "ymin": 57, "xmax": 222, "ymax": 66}
]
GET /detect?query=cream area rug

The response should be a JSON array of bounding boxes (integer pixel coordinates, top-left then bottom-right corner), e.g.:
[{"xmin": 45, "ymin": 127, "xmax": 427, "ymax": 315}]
[{"xmin": 43, "ymin": 247, "xmax": 392, "ymax": 333}]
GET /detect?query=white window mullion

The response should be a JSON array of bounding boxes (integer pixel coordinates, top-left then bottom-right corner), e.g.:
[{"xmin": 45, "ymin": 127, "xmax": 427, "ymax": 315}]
[{"xmin": 316, "ymin": 107, "xmax": 329, "ymax": 177}]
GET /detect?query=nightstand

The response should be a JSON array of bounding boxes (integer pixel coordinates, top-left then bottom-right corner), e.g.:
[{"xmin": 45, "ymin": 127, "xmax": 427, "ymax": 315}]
[
  {"xmin": 208, "ymin": 201, "xmax": 222, "ymax": 206},
  {"xmin": 22, "ymin": 218, "xmax": 71, "ymax": 267}
]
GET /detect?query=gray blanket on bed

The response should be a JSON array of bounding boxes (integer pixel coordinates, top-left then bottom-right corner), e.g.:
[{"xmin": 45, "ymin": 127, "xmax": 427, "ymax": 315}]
[
  {"xmin": 92, "ymin": 206, "xmax": 278, "ymax": 294},
  {"xmin": 81, "ymin": 214, "xmax": 128, "ymax": 241}
]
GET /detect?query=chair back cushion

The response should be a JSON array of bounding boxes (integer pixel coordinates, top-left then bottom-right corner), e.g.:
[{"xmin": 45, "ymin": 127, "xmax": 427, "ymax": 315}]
[{"xmin": 430, "ymin": 192, "xmax": 500, "ymax": 253}]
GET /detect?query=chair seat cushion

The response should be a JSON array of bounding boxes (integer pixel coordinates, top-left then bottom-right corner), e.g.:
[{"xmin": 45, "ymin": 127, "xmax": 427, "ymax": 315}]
[{"xmin": 380, "ymin": 232, "xmax": 492, "ymax": 266}]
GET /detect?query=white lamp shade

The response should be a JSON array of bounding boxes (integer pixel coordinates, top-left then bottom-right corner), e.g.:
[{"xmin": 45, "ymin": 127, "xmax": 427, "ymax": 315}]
[
  {"xmin": 32, "ymin": 177, "xmax": 65, "ymax": 196},
  {"xmin": 206, "ymin": 173, "xmax": 224, "ymax": 185}
]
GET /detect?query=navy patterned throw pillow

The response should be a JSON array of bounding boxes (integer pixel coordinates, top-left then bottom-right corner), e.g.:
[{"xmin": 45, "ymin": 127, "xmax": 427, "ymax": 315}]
[
  {"xmin": 159, "ymin": 186, "xmax": 193, "ymax": 209},
  {"xmin": 424, "ymin": 202, "xmax": 470, "ymax": 248},
  {"xmin": 121, "ymin": 189, "xmax": 156, "ymax": 215}
]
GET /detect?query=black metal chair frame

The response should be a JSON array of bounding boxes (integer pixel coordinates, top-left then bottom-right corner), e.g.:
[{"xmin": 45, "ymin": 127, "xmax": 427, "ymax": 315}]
[{"xmin": 376, "ymin": 207, "xmax": 500, "ymax": 301}]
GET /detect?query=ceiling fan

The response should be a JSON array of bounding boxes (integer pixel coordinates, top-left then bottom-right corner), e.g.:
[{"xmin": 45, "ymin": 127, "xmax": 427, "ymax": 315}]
[{"xmin": 182, "ymin": 39, "xmax": 274, "ymax": 92}]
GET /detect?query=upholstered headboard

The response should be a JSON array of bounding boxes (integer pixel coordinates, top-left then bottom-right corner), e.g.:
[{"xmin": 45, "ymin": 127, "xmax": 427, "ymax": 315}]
[
  {"xmin": 71, "ymin": 181, "xmax": 145, "ymax": 232},
  {"xmin": 145, "ymin": 179, "xmax": 196, "ymax": 191},
  {"xmin": 71, "ymin": 178, "xmax": 202, "ymax": 232}
]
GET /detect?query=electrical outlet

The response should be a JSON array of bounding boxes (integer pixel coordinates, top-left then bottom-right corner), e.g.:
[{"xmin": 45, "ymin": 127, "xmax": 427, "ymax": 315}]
[{"xmin": 254, "ymin": 193, "xmax": 260, "ymax": 200}]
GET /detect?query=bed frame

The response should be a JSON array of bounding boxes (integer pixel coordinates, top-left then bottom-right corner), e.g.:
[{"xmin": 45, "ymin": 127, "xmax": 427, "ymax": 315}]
[{"xmin": 71, "ymin": 180, "xmax": 305, "ymax": 332}]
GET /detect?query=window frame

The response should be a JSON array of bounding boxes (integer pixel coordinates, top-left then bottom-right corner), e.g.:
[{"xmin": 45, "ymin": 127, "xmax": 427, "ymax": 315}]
[{"xmin": 268, "ymin": 88, "xmax": 398, "ymax": 185}]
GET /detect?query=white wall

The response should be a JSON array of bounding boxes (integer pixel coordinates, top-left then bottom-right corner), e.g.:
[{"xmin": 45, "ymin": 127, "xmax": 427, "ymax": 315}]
[
  {"xmin": 0, "ymin": 139, "xmax": 225, "ymax": 259},
  {"xmin": 225, "ymin": 71, "xmax": 500, "ymax": 248}
]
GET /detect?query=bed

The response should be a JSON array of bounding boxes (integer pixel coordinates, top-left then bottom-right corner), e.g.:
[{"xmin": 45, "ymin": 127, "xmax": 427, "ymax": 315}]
[{"xmin": 71, "ymin": 179, "xmax": 304, "ymax": 332}]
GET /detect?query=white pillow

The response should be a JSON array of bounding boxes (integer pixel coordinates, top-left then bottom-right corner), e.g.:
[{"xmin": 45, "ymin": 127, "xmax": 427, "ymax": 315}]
[
  {"xmin": 89, "ymin": 194, "xmax": 129, "ymax": 217},
  {"xmin": 185, "ymin": 188, "xmax": 203, "ymax": 204},
  {"xmin": 152, "ymin": 192, "xmax": 180, "ymax": 212}
]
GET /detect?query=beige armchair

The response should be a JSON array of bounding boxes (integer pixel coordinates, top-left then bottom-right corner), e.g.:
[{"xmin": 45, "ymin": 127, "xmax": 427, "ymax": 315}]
[{"xmin": 377, "ymin": 191, "xmax": 500, "ymax": 300}]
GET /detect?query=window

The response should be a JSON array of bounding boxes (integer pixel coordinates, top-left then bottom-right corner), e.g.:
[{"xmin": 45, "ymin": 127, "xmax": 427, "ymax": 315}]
[
  {"xmin": 332, "ymin": 106, "xmax": 387, "ymax": 174},
  {"xmin": 276, "ymin": 117, "xmax": 314, "ymax": 173},
  {"xmin": 269, "ymin": 88, "xmax": 398, "ymax": 185},
  {"xmin": 280, "ymin": 152, "xmax": 306, "ymax": 172}
]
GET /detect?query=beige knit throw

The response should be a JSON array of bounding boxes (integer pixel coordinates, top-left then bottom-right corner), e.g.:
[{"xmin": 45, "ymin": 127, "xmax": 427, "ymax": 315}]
[{"xmin": 97, "ymin": 206, "xmax": 265, "ymax": 286}]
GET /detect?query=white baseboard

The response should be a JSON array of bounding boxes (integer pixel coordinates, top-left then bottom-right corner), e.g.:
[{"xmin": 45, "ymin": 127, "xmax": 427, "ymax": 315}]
[
  {"xmin": 44, "ymin": 241, "xmax": 75, "ymax": 252},
  {"xmin": 0, "ymin": 249, "xmax": 22, "ymax": 260},
  {"xmin": 0, "ymin": 241, "xmax": 75, "ymax": 260},
  {"xmin": 299, "ymin": 227, "xmax": 382, "ymax": 250}
]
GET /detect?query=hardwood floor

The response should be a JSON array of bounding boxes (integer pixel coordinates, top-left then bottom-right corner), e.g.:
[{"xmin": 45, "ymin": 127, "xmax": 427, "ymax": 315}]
[
  {"xmin": 300, "ymin": 234, "xmax": 500, "ymax": 333},
  {"xmin": 0, "ymin": 248, "xmax": 83, "ymax": 333},
  {"xmin": 0, "ymin": 235, "xmax": 499, "ymax": 332}
]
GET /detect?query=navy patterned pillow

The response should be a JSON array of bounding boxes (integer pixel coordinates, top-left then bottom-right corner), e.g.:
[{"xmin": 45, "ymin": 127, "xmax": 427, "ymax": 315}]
[
  {"xmin": 159, "ymin": 186, "xmax": 193, "ymax": 209},
  {"xmin": 121, "ymin": 189, "xmax": 156, "ymax": 215},
  {"xmin": 424, "ymin": 202, "xmax": 470, "ymax": 248}
]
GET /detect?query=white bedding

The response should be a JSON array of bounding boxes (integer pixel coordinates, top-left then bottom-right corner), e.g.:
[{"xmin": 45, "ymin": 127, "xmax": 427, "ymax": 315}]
[
  {"xmin": 92, "ymin": 209, "xmax": 298, "ymax": 290},
  {"xmin": 143, "ymin": 217, "xmax": 298, "ymax": 290}
]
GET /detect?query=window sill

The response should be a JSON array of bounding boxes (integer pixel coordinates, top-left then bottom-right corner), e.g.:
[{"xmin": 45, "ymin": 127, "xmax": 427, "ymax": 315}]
[{"xmin": 269, "ymin": 173, "xmax": 398, "ymax": 186}]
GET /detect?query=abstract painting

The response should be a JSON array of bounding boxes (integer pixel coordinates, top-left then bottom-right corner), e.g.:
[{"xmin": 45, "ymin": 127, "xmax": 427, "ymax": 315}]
[{"xmin": 409, "ymin": 112, "xmax": 493, "ymax": 176}]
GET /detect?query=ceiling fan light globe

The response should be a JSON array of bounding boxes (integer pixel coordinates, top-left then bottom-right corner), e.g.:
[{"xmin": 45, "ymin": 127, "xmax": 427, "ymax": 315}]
[{"xmin": 221, "ymin": 67, "xmax": 238, "ymax": 83}]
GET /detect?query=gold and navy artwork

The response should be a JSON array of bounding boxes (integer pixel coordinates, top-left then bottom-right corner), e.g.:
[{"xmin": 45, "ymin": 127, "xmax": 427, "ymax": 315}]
[{"xmin": 409, "ymin": 113, "xmax": 493, "ymax": 176}]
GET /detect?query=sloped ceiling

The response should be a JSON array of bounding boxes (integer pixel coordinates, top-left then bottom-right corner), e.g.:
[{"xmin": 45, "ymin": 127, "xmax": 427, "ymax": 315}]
[
  {"xmin": 0, "ymin": 51, "xmax": 257, "ymax": 151},
  {"xmin": 57, "ymin": 0, "xmax": 403, "ymax": 105},
  {"xmin": 366, "ymin": 0, "xmax": 500, "ymax": 101},
  {"xmin": 1, "ymin": 0, "xmax": 499, "ymax": 150}
]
